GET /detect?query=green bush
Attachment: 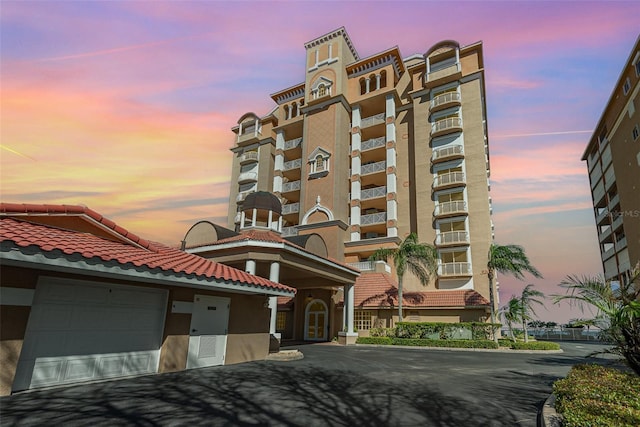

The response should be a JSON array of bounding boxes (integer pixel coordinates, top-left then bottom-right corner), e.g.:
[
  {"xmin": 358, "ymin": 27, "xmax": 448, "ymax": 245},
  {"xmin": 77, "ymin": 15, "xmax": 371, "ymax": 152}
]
[
  {"xmin": 510, "ymin": 341, "xmax": 560, "ymax": 350},
  {"xmin": 390, "ymin": 338, "xmax": 498, "ymax": 349},
  {"xmin": 498, "ymin": 339, "xmax": 514, "ymax": 347},
  {"xmin": 554, "ymin": 364, "xmax": 640, "ymax": 427},
  {"xmin": 394, "ymin": 322, "xmax": 501, "ymax": 340},
  {"xmin": 368, "ymin": 327, "xmax": 394, "ymax": 337},
  {"xmin": 356, "ymin": 337, "xmax": 392, "ymax": 345}
]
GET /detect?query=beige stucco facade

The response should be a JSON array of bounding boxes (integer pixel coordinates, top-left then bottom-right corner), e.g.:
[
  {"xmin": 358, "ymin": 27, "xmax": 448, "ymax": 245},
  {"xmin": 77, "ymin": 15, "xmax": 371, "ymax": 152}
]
[{"xmin": 583, "ymin": 36, "xmax": 640, "ymax": 283}]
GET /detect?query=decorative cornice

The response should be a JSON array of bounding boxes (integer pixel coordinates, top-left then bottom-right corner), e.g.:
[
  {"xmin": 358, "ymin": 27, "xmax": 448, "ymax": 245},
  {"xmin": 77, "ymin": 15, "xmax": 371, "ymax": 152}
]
[
  {"xmin": 305, "ymin": 27, "xmax": 359, "ymax": 61},
  {"xmin": 347, "ymin": 50, "xmax": 404, "ymax": 79},
  {"xmin": 271, "ymin": 83, "xmax": 306, "ymax": 105}
]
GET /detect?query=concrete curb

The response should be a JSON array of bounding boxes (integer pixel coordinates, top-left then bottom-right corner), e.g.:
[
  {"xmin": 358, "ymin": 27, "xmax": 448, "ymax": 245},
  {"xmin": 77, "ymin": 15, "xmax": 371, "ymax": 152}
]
[
  {"xmin": 540, "ymin": 393, "xmax": 562, "ymax": 427},
  {"xmin": 265, "ymin": 349, "xmax": 304, "ymax": 361},
  {"xmin": 354, "ymin": 343, "xmax": 564, "ymax": 354}
]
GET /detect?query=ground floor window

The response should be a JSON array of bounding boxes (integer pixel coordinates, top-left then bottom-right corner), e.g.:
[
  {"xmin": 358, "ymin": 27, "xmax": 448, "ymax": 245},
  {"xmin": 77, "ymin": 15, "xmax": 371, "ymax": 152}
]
[
  {"xmin": 355, "ymin": 310, "xmax": 373, "ymax": 331},
  {"xmin": 276, "ymin": 312, "xmax": 287, "ymax": 331}
]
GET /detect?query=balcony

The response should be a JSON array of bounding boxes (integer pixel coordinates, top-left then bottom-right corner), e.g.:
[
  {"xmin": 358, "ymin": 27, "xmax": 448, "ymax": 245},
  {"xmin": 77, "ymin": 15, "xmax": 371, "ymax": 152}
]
[
  {"xmin": 361, "ymin": 160, "xmax": 386, "ymax": 175},
  {"xmin": 609, "ymin": 193, "xmax": 620, "ymax": 209},
  {"xmin": 360, "ymin": 113, "xmax": 385, "ymax": 129},
  {"xmin": 595, "ymin": 209, "xmax": 609, "ymax": 226},
  {"xmin": 238, "ymin": 127, "xmax": 259, "ymax": 143},
  {"xmin": 360, "ymin": 185, "xmax": 386, "ymax": 200},
  {"xmin": 436, "ymin": 231, "xmax": 469, "ymax": 246},
  {"xmin": 432, "ymin": 145, "xmax": 464, "ymax": 163},
  {"xmin": 430, "ymin": 92, "xmax": 461, "ymax": 111},
  {"xmin": 438, "ymin": 262, "xmax": 472, "ymax": 277},
  {"xmin": 431, "ymin": 117, "xmax": 462, "ymax": 136},
  {"xmin": 434, "ymin": 201, "xmax": 467, "ymax": 217},
  {"xmin": 433, "ymin": 171, "xmax": 466, "ymax": 190},
  {"xmin": 236, "ymin": 190, "xmax": 254, "ymax": 203},
  {"xmin": 284, "ymin": 137, "xmax": 302, "ymax": 150},
  {"xmin": 283, "ymin": 158, "xmax": 302, "ymax": 171},
  {"xmin": 281, "ymin": 226, "xmax": 298, "ymax": 237},
  {"xmin": 240, "ymin": 151, "xmax": 259, "ymax": 165},
  {"xmin": 282, "ymin": 180, "xmax": 301, "ymax": 193},
  {"xmin": 347, "ymin": 261, "xmax": 375, "ymax": 271},
  {"xmin": 282, "ymin": 202, "xmax": 300, "ymax": 215},
  {"xmin": 611, "ymin": 213, "xmax": 623, "ymax": 232},
  {"xmin": 592, "ymin": 183, "xmax": 606, "ymax": 206},
  {"xmin": 427, "ymin": 62, "xmax": 461, "ymax": 83},
  {"xmin": 361, "ymin": 211, "xmax": 387, "ymax": 226},
  {"xmin": 361, "ymin": 136, "xmax": 386, "ymax": 152},
  {"xmin": 615, "ymin": 236, "xmax": 627, "ymax": 251},
  {"xmin": 599, "ymin": 225, "xmax": 613, "ymax": 243},
  {"xmin": 238, "ymin": 171, "xmax": 258, "ymax": 184},
  {"xmin": 602, "ymin": 245, "xmax": 616, "ymax": 261}
]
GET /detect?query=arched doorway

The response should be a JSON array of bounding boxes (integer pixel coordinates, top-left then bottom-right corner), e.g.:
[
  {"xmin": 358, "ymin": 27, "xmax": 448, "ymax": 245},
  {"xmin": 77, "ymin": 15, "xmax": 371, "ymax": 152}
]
[{"xmin": 304, "ymin": 299, "xmax": 328, "ymax": 341}]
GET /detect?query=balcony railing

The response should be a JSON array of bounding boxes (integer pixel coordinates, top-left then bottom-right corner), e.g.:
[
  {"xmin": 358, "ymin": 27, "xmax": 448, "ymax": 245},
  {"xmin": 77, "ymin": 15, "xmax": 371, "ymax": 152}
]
[
  {"xmin": 361, "ymin": 211, "xmax": 386, "ymax": 225},
  {"xmin": 238, "ymin": 127, "xmax": 259, "ymax": 143},
  {"xmin": 599, "ymin": 225, "xmax": 612, "ymax": 243},
  {"xmin": 360, "ymin": 186, "xmax": 386, "ymax": 200},
  {"xmin": 433, "ymin": 172, "xmax": 465, "ymax": 189},
  {"xmin": 431, "ymin": 92, "xmax": 461, "ymax": 109},
  {"xmin": 240, "ymin": 151, "xmax": 259, "ymax": 164},
  {"xmin": 432, "ymin": 117, "xmax": 462, "ymax": 134},
  {"xmin": 238, "ymin": 171, "xmax": 258, "ymax": 183},
  {"xmin": 284, "ymin": 137, "xmax": 302, "ymax": 150},
  {"xmin": 281, "ymin": 226, "xmax": 298, "ymax": 237},
  {"xmin": 360, "ymin": 113, "xmax": 385, "ymax": 128},
  {"xmin": 609, "ymin": 193, "xmax": 620, "ymax": 209},
  {"xmin": 347, "ymin": 261, "xmax": 375, "ymax": 271},
  {"xmin": 432, "ymin": 145, "xmax": 464, "ymax": 162},
  {"xmin": 361, "ymin": 136, "xmax": 386, "ymax": 151},
  {"xmin": 282, "ymin": 180, "xmax": 301, "ymax": 193},
  {"xmin": 361, "ymin": 161, "xmax": 386, "ymax": 175},
  {"xmin": 602, "ymin": 245, "xmax": 615, "ymax": 261},
  {"xmin": 283, "ymin": 158, "xmax": 302, "ymax": 171},
  {"xmin": 595, "ymin": 209, "xmax": 609, "ymax": 225},
  {"xmin": 436, "ymin": 231, "xmax": 469, "ymax": 246},
  {"xmin": 438, "ymin": 262, "xmax": 472, "ymax": 277},
  {"xmin": 434, "ymin": 201, "xmax": 467, "ymax": 216},
  {"xmin": 615, "ymin": 236, "xmax": 627, "ymax": 251},
  {"xmin": 282, "ymin": 202, "xmax": 300, "ymax": 215},
  {"xmin": 427, "ymin": 62, "xmax": 461, "ymax": 82}
]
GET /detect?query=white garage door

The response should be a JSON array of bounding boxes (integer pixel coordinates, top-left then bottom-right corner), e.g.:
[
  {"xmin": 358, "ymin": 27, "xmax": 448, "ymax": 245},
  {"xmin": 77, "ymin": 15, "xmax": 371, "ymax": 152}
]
[{"xmin": 13, "ymin": 277, "xmax": 167, "ymax": 392}]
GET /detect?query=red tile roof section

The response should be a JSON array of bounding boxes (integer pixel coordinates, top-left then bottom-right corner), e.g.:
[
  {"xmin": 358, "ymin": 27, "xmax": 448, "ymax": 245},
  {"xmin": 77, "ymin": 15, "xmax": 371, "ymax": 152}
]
[
  {"xmin": 205, "ymin": 228, "xmax": 359, "ymax": 273},
  {"xmin": 0, "ymin": 203, "xmax": 153, "ymax": 250},
  {"xmin": 0, "ymin": 205, "xmax": 295, "ymax": 295},
  {"xmin": 350, "ymin": 273, "xmax": 490, "ymax": 308}
]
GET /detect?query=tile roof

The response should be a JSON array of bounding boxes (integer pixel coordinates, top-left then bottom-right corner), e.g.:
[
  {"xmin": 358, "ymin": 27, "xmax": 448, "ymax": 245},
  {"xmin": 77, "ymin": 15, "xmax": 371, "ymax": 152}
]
[
  {"xmin": 352, "ymin": 273, "xmax": 490, "ymax": 308},
  {"xmin": 0, "ymin": 204, "xmax": 295, "ymax": 295}
]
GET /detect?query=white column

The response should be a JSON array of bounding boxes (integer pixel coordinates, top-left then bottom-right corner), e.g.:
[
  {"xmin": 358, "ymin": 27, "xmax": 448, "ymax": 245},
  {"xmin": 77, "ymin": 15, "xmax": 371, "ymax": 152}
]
[
  {"xmin": 269, "ymin": 262, "xmax": 280, "ymax": 337},
  {"xmin": 278, "ymin": 216, "xmax": 283, "ymax": 232},
  {"xmin": 245, "ymin": 259, "xmax": 256, "ymax": 275},
  {"xmin": 345, "ymin": 283, "xmax": 354, "ymax": 334},
  {"xmin": 365, "ymin": 78, "xmax": 370, "ymax": 94},
  {"xmin": 240, "ymin": 211, "xmax": 246, "ymax": 229},
  {"xmin": 376, "ymin": 74, "xmax": 381, "ymax": 90},
  {"xmin": 252, "ymin": 208, "xmax": 257, "ymax": 227},
  {"xmin": 455, "ymin": 48, "xmax": 460, "ymax": 68},
  {"xmin": 268, "ymin": 210, "xmax": 273, "ymax": 229},
  {"xmin": 386, "ymin": 93, "xmax": 398, "ymax": 238},
  {"xmin": 351, "ymin": 106, "xmax": 361, "ymax": 129},
  {"xmin": 328, "ymin": 43, "xmax": 333, "ymax": 59}
]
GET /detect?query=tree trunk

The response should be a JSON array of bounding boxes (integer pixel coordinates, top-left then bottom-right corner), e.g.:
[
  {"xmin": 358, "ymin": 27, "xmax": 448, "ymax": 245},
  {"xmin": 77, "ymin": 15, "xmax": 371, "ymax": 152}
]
[
  {"xmin": 523, "ymin": 319, "xmax": 529, "ymax": 343},
  {"xmin": 398, "ymin": 275, "xmax": 403, "ymax": 323},
  {"xmin": 488, "ymin": 272, "xmax": 498, "ymax": 343}
]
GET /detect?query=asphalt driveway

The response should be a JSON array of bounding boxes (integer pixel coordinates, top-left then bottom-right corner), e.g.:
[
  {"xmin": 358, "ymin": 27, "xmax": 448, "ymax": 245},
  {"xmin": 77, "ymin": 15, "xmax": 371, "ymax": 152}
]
[{"xmin": 0, "ymin": 341, "xmax": 618, "ymax": 426}]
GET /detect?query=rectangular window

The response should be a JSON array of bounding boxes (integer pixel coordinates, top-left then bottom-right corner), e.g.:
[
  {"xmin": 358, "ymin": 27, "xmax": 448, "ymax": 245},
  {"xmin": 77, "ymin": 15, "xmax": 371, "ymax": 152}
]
[
  {"xmin": 623, "ymin": 77, "xmax": 631, "ymax": 95},
  {"xmin": 354, "ymin": 310, "xmax": 373, "ymax": 331},
  {"xmin": 276, "ymin": 312, "xmax": 287, "ymax": 331},
  {"xmin": 633, "ymin": 125, "xmax": 639, "ymax": 141}
]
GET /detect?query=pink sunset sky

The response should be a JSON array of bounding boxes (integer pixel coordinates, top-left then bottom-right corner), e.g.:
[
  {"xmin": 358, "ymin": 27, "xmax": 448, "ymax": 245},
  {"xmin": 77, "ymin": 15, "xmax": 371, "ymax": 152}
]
[{"xmin": 1, "ymin": 1, "xmax": 638, "ymax": 324}]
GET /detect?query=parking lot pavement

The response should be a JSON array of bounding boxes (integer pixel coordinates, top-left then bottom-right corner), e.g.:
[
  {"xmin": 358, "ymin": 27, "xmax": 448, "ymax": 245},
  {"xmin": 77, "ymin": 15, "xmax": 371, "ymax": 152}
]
[{"xmin": 0, "ymin": 342, "xmax": 618, "ymax": 426}]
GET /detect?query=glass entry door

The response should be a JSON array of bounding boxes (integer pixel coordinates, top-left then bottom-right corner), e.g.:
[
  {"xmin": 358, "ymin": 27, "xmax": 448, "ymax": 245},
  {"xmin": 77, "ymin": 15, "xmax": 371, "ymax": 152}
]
[{"xmin": 304, "ymin": 300, "xmax": 328, "ymax": 341}]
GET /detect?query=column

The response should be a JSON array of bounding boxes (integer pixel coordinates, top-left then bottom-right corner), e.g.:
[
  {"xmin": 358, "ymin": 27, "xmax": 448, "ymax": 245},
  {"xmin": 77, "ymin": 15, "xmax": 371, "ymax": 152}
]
[
  {"xmin": 269, "ymin": 262, "xmax": 280, "ymax": 338},
  {"xmin": 345, "ymin": 283, "xmax": 354, "ymax": 334},
  {"xmin": 273, "ymin": 130, "xmax": 285, "ymax": 193},
  {"xmin": 375, "ymin": 74, "xmax": 381, "ymax": 91},
  {"xmin": 240, "ymin": 211, "xmax": 247, "ymax": 229},
  {"xmin": 365, "ymin": 77, "xmax": 370, "ymax": 94},
  {"xmin": 386, "ymin": 94, "xmax": 398, "ymax": 238},
  {"xmin": 245, "ymin": 259, "xmax": 256, "ymax": 275},
  {"xmin": 350, "ymin": 106, "xmax": 362, "ymax": 242},
  {"xmin": 251, "ymin": 208, "xmax": 257, "ymax": 227}
]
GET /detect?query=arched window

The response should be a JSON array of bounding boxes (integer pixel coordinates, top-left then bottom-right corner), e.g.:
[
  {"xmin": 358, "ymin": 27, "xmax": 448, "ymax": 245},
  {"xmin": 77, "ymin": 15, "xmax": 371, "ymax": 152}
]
[
  {"xmin": 316, "ymin": 155, "xmax": 324, "ymax": 171},
  {"xmin": 359, "ymin": 78, "xmax": 366, "ymax": 95},
  {"xmin": 318, "ymin": 84, "xmax": 326, "ymax": 97},
  {"xmin": 380, "ymin": 70, "xmax": 387, "ymax": 89},
  {"xmin": 284, "ymin": 105, "xmax": 290, "ymax": 120}
]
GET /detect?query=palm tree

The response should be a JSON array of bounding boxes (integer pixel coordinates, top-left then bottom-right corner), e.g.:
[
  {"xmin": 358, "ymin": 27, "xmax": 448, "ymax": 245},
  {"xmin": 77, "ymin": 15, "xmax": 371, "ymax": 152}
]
[
  {"xmin": 487, "ymin": 244, "xmax": 543, "ymax": 342},
  {"xmin": 369, "ymin": 233, "xmax": 437, "ymax": 323},
  {"xmin": 520, "ymin": 284, "xmax": 545, "ymax": 343},
  {"xmin": 553, "ymin": 263, "xmax": 640, "ymax": 375},
  {"xmin": 499, "ymin": 296, "xmax": 522, "ymax": 343}
]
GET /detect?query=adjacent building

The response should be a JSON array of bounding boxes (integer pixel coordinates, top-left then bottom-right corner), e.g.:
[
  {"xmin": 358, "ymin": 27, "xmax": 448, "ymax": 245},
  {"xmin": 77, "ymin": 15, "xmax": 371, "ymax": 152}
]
[
  {"xmin": 583, "ymin": 35, "xmax": 640, "ymax": 284},
  {"xmin": 185, "ymin": 27, "xmax": 494, "ymax": 341}
]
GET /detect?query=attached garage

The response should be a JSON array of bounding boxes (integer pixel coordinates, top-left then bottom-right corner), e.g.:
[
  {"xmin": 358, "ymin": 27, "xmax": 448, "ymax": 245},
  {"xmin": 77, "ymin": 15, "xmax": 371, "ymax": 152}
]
[
  {"xmin": 0, "ymin": 203, "xmax": 296, "ymax": 396},
  {"xmin": 12, "ymin": 278, "xmax": 167, "ymax": 392}
]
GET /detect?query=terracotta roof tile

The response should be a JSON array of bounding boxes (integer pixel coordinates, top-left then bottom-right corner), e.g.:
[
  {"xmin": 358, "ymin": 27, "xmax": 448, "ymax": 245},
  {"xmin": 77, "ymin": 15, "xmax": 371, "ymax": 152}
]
[
  {"xmin": 0, "ymin": 206, "xmax": 295, "ymax": 296},
  {"xmin": 349, "ymin": 273, "xmax": 489, "ymax": 308}
]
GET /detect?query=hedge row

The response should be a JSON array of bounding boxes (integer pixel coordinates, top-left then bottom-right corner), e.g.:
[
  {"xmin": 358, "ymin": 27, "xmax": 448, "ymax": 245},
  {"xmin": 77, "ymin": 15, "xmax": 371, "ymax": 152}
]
[
  {"xmin": 509, "ymin": 341, "xmax": 560, "ymax": 350},
  {"xmin": 356, "ymin": 337, "xmax": 499, "ymax": 349},
  {"xmin": 553, "ymin": 364, "xmax": 640, "ymax": 427},
  {"xmin": 370, "ymin": 322, "xmax": 501, "ymax": 341}
]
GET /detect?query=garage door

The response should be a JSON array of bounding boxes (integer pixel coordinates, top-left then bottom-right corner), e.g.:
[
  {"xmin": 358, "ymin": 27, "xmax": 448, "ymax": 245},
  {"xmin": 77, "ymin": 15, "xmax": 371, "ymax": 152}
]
[{"xmin": 13, "ymin": 277, "xmax": 167, "ymax": 392}]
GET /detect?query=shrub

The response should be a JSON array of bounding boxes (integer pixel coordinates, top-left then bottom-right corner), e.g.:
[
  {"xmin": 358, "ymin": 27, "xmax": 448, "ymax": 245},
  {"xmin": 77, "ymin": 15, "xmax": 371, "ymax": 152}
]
[
  {"xmin": 554, "ymin": 364, "xmax": 640, "ymax": 427},
  {"xmin": 394, "ymin": 322, "xmax": 501, "ymax": 340},
  {"xmin": 356, "ymin": 337, "xmax": 392, "ymax": 345},
  {"xmin": 368, "ymin": 327, "xmax": 394, "ymax": 337},
  {"xmin": 509, "ymin": 341, "xmax": 560, "ymax": 350},
  {"xmin": 390, "ymin": 338, "xmax": 498, "ymax": 349},
  {"xmin": 498, "ymin": 339, "xmax": 513, "ymax": 347}
]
